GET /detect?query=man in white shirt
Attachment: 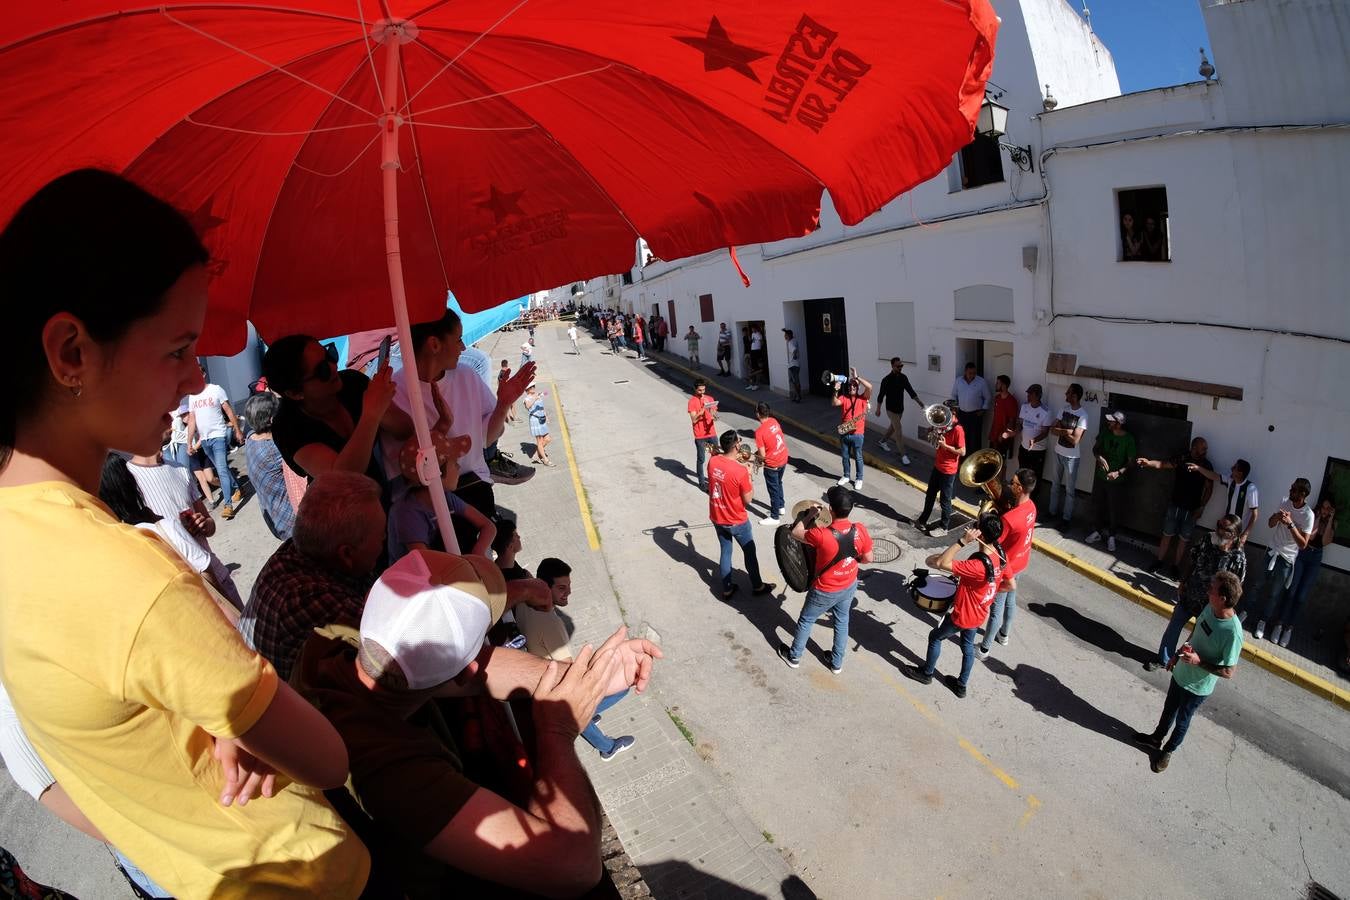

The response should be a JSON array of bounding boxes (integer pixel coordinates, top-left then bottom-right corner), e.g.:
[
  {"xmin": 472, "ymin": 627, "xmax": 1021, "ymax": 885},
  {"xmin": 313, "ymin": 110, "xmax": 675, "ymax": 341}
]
[
  {"xmin": 1252, "ymin": 477, "xmax": 1315, "ymax": 641},
  {"xmin": 1046, "ymin": 383, "xmax": 1089, "ymax": 529},
  {"xmin": 951, "ymin": 363, "xmax": 992, "ymax": 452},
  {"xmin": 1008, "ymin": 384, "xmax": 1054, "ymax": 486},
  {"xmin": 385, "ymin": 312, "xmax": 536, "ymax": 548},
  {"xmin": 783, "ymin": 329, "xmax": 801, "ymax": 401},
  {"xmin": 747, "ymin": 326, "xmax": 765, "ymax": 391},
  {"xmin": 567, "ymin": 323, "xmax": 579, "ymax": 353},
  {"xmin": 1194, "ymin": 458, "xmax": 1260, "ymax": 547},
  {"xmin": 185, "ymin": 372, "xmax": 244, "ymax": 519}
]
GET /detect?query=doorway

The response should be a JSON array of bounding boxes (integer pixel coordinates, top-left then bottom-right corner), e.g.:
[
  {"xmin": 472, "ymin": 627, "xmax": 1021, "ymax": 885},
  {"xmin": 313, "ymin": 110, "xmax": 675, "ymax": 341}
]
[
  {"xmin": 803, "ymin": 298, "xmax": 847, "ymax": 397},
  {"xmin": 1108, "ymin": 393, "xmax": 1191, "ymax": 538},
  {"xmin": 735, "ymin": 319, "xmax": 768, "ymax": 384}
]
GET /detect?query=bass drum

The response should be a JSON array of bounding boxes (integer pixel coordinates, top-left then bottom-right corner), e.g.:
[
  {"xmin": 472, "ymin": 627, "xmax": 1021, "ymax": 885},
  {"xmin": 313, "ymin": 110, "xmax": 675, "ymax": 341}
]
[{"xmin": 774, "ymin": 525, "xmax": 816, "ymax": 593}]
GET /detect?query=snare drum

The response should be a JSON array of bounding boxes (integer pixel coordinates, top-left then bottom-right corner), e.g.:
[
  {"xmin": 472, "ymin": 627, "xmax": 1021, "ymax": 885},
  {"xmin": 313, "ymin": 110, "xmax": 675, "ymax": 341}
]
[{"xmin": 910, "ymin": 573, "xmax": 958, "ymax": 614}]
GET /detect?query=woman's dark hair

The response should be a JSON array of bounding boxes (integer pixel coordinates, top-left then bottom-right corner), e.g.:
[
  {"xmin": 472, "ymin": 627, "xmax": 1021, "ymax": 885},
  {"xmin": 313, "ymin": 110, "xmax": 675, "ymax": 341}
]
[
  {"xmin": 261, "ymin": 334, "xmax": 317, "ymax": 396},
  {"xmin": 976, "ymin": 512, "xmax": 1007, "ymax": 564},
  {"xmin": 243, "ymin": 391, "xmax": 280, "ymax": 433},
  {"xmin": 98, "ymin": 454, "xmax": 160, "ymax": 526},
  {"xmin": 0, "ymin": 169, "xmax": 209, "ymax": 469},
  {"xmin": 409, "ymin": 310, "xmax": 461, "ymax": 354}
]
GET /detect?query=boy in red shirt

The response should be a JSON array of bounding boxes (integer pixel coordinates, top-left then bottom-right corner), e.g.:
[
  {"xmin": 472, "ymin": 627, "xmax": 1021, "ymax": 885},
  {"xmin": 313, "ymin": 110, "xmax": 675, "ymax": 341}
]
[
  {"xmin": 915, "ymin": 410, "xmax": 966, "ymax": 536},
  {"xmin": 708, "ymin": 430, "xmax": 777, "ymax": 600},
  {"xmin": 687, "ymin": 379, "xmax": 719, "ymax": 491},
  {"xmin": 904, "ymin": 513, "xmax": 1006, "ymax": 698},
  {"xmin": 979, "ymin": 468, "xmax": 1038, "ymax": 656},
  {"xmin": 754, "ymin": 401, "xmax": 790, "ymax": 525},
  {"xmin": 778, "ymin": 486, "xmax": 874, "ymax": 674}
]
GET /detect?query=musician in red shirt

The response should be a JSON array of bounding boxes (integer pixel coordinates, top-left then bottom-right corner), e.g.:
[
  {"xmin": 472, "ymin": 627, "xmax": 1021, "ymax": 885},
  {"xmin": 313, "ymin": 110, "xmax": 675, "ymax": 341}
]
[
  {"xmin": 979, "ymin": 469, "xmax": 1038, "ymax": 656},
  {"xmin": 904, "ymin": 513, "xmax": 1006, "ymax": 698},
  {"xmin": 778, "ymin": 486, "xmax": 874, "ymax": 674},
  {"xmin": 915, "ymin": 412, "xmax": 966, "ymax": 536},
  {"xmin": 754, "ymin": 402, "xmax": 791, "ymax": 525},
  {"xmin": 687, "ymin": 379, "xmax": 719, "ymax": 491},
  {"xmin": 708, "ymin": 430, "xmax": 777, "ymax": 600},
  {"xmin": 832, "ymin": 368, "xmax": 873, "ymax": 491}
]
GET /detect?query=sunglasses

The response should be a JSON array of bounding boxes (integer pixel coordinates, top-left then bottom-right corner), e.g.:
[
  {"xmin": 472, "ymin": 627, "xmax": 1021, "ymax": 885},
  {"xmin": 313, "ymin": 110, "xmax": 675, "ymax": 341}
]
[{"xmin": 303, "ymin": 358, "xmax": 336, "ymax": 384}]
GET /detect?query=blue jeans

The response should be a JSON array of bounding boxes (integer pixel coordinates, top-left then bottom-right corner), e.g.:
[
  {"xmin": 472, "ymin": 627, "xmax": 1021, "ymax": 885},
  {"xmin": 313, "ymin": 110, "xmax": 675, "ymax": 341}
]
[
  {"xmin": 980, "ymin": 589, "xmax": 1017, "ymax": 651},
  {"xmin": 924, "ymin": 616, "xmax": 979, "ymax": 686},
  {"xmin": 634, "ymin": 339, "xmax": 645, "ymax": 358},
  {"xmin": 919, "ymin": 469, "xmax": 956, "ymax": 529},
  {"xmin": 1271, "ymin": 547, "xmax": 1323, "ymax": 628},
  {"xmin": 1048, "ymin": 453, "xmax": 1080, "ymax": 523},
  {"xmin": 840, "ymin": 433, "xmax": 864, "ymax": 480},
  {"xmin": 1156, "ymin": 600, "xmax": 1194, "ymax": 668},
  {"xmin": 1153, "ymin": 677, "xmax": 1208, "ymax": 753},
  {"xmin": 166, "ymin": 442, "xmax": 190, "ymax": 469},
  {"xmin": 580, "ymin": 689, "xmax": 629, "ymax": 755},
  {"xmin": 113, "ymin": 848, "xmax": 171, "ymax": 897},
  {"xmin": 788, "ymin": 584, "xmax": 856, "ymax": 670},
  {"xmin": 201, "ymin": 436, "xmax": 235, "ymax": 504},
  {"xmin": 714, "ymin": 520, "xmax": 764, "ymax": 592},
  {"xmin": 694, "ymin": 439, "xmax": 717, "ymax": 490},
  {"xmin": 763, "ymin": 464, "xmax": 785, "ymax": 517}
]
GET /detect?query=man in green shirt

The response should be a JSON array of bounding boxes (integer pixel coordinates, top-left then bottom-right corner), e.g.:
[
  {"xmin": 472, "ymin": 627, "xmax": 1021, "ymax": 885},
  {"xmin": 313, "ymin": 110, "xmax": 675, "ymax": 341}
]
[
  {"xmin": 1086, "ymin": 410, "xmax": 1136, "ymax": 552},
  {"xmin": 1134, "ymin": 570, "xmax": 1244, "ymax": 773}
]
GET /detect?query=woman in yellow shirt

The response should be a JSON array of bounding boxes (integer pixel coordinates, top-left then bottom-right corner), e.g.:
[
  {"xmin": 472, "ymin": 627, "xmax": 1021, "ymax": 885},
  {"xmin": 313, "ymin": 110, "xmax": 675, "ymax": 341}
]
[{"xmin": 0, "ymin": 170, "xmax": 371, "ymax": 898}]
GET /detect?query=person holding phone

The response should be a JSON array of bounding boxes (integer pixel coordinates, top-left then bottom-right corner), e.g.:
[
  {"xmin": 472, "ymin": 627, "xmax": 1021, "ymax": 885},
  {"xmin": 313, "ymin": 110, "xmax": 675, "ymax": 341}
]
[{"xmin": 264, "ymin": 334, "xmax": 413, "ymax": 490}]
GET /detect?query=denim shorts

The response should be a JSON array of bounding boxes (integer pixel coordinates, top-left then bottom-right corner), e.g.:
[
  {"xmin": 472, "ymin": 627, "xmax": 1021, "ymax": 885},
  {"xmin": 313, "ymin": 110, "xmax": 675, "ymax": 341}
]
[{"xmin": 1161, "ymin": 504, "xmax": 1197, "ymax": 539}]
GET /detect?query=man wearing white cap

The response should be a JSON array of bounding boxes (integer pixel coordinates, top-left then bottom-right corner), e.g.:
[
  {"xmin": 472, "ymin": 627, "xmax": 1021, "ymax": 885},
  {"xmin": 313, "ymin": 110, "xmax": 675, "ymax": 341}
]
[{"xmin": 293, "ymin": 549, "xmax": 662, "ymax": 898}]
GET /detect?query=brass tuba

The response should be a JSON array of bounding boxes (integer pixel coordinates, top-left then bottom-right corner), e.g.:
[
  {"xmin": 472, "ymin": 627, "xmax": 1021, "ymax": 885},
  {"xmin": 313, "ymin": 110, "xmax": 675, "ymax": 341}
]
[
  {"xmin": 959, "ymin": 448, "xmax": 1006, "ymax": 515},
  {"xmin": 923, "ymin": 402, "xmax": 954, "ymax": 447}
]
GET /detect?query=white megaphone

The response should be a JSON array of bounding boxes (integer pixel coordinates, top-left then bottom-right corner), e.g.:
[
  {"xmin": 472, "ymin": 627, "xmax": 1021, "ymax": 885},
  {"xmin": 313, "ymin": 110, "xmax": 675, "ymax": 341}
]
[{"xmin": 821, "ymin": 370, "xmax": 849, "ymax": 387}]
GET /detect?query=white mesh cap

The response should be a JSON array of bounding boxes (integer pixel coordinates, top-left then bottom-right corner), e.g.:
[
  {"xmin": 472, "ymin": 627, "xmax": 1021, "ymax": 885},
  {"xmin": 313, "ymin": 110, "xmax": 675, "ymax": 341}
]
[{"xmin": 360, "ymin": 550, "xmax": 508, "ymax": 690}]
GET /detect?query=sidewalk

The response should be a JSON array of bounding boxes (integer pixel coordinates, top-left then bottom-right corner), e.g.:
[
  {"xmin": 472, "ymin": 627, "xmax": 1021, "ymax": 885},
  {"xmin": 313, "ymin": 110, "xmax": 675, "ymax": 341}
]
[{"xmin": 613, "ymin": 329, "xmax": 1349, "ymax": 706}]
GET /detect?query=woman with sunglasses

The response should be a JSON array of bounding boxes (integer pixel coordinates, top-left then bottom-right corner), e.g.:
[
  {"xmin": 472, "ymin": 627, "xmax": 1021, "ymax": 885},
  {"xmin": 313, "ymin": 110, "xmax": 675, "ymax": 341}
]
[
  {"xmin": 0, "ymin": 170, "xmax": 370, "ymax": 897},
  {"xmin": 262, "ymin": 335, "xmax": 411, "ymax": 489}
]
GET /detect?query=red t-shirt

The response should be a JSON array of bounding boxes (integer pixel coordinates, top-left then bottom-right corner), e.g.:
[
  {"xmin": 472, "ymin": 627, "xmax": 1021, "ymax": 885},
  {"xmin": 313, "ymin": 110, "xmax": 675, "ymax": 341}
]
[
  {"xmin": 688, "ymin": 394, "xmax": 717, "ymax": 439},
  {"xmin": 840, "ymin": 396, "xmax": 868, "ymax": 435},
  {"xmin": 1000, "ymin": 499, "xmax": 1038, "ymax": 578},
  {"xmin": 708, "ymin": 455, "xmax": 751, "ymax": 525},
  {"xmin": 935, "ymin": 422, "xmax": 965, "ymax": 474},
  {"xmin": 989, "ymin": 393, "xmax": 1019, "ymax": 443},
  {"xmin": 804, "ymin": 519, "xmax": 874, "ymax": 592},
  {"xmin": 755, "ymin": 418, "xmax": 789, "ymax": 467},
  {"xmin": 949, "ymin": 555, "xmax": 1002, "ymax": 629}
]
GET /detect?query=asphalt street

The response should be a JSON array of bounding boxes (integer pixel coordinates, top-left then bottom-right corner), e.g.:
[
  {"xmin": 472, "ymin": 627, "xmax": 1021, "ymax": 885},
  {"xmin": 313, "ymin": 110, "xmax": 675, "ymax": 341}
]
[{"xmin": 551, "ymin": 324, "xmax": 1350, "ymax": 900}]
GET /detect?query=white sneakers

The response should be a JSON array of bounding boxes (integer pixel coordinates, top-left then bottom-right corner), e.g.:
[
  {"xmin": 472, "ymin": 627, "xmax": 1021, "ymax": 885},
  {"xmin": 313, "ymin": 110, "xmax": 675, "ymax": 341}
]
[
  {"xmin": 837, "ymin": 476, "xmax": 850, "ymax": 486},
  {"xmin": 1254, "ymin": 619, "xmax": 1266, "ymax": 641},
  {"xmin": 761, "ymin": 516, "xmax": 781, "ymax": 526},
  {"xmin": 854, "ymin": 480, "xmax": 863, "ymax": 491},
  {"xmin": 878, "ymin": 440, "xmax": 892, "ymax": 451},
  {"xmin": 1107, "ymin": 536, "xmax": 1117, "ymax": 552},
  {"xmin": 901, "ymin": 454, "xmax": 911, "ymax": 465},
  {"xmin": 1086, "ymin": 530, "xmax": 1102, "ymax": 544}
]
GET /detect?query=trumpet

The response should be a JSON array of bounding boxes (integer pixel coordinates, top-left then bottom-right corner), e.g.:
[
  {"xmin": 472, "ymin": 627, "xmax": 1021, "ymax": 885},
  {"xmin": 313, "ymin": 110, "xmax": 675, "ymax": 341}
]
[
  {"xmin": 737, "ymin": 443, "xmax": 765, "ymax": 476},
  {"xmin": 959, "ymin": 448, "xmax": 1007, "ymax": 515},
  {"xmin": 923, "ymin": 402, "xmax": 954, "ymax": 447}
]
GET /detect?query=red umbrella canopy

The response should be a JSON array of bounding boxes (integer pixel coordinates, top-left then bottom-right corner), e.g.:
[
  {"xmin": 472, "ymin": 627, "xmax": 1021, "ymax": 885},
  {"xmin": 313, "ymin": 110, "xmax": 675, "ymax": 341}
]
[{"xmin": 0, "ymin": 2, "xmax": 996, "ymax": 354}]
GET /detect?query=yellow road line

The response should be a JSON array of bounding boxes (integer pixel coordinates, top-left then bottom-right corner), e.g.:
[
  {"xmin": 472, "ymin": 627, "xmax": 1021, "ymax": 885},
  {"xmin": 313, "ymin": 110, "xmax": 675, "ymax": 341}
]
[
  {"xmin": 550, "ymin": 381, "xmax": 600, "ymax": 551},
  {"xmin": 862, "ymin": 655, "xmax": 1039, "ymax": 829},
  {"xmin": 655, "ymin": 355, "xmax": 1350, "ymax": 710}
]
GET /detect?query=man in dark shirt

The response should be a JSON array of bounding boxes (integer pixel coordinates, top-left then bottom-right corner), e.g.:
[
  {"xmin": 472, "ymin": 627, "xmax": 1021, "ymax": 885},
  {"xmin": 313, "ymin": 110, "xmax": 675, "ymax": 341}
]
[
  {"xmin": 1136, "ymin": 436, "xmax": 1215, "ymax": 577},
  {"xmin": 875, "ymin": 357, "xmax": 920, "ymax": 465}
]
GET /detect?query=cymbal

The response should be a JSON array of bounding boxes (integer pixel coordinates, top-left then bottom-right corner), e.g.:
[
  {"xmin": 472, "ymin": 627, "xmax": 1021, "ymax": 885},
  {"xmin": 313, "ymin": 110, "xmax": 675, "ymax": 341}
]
[{"xmin": 790, "ymin": 499, "xmax": 831, "ymax": 529}]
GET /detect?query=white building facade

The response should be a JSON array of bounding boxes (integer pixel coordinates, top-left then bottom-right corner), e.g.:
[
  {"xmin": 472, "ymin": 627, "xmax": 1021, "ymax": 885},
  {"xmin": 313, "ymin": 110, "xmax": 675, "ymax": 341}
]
[{"xmin": 578, "ymin": 0, "xmax": 1350, "ymax": 569}]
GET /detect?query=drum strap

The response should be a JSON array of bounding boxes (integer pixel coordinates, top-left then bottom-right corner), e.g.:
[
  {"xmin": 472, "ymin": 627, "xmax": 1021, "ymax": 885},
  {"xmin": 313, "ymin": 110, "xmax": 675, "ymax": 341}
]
[
  {"xmin": 971, "ymin": 550, "xmax": 996, "ymax": 584},
  {"xmin": 815, "ymin": 525, "xmax": 858, "ymax": 581}
]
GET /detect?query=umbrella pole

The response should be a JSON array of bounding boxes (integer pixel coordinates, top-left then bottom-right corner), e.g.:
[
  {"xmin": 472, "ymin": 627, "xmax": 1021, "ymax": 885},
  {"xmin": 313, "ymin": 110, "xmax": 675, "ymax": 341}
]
[{"xmin": 379, "ymin": 21, "xmax": 461, "ymax": 555}]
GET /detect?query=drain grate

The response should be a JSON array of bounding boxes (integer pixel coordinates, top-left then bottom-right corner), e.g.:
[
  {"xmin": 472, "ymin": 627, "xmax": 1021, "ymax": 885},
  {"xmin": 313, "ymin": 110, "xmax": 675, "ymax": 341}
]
[{"xmin": 1309, "ymin": 883, "xmax": 1344, "ymax": 900}]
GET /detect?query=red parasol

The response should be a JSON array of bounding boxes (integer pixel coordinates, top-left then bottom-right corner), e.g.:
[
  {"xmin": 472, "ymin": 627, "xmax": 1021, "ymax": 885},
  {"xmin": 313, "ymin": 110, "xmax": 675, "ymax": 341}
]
[{"xmin": 0, "ymin": 1, "xmax": 997, "ymax": 551}]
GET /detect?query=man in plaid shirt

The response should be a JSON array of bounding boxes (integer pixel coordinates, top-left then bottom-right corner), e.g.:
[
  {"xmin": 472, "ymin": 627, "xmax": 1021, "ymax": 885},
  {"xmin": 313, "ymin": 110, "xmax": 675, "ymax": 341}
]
[{"xmin": 239, "ymin": 472, "xmax": 383, "ymax": 679}]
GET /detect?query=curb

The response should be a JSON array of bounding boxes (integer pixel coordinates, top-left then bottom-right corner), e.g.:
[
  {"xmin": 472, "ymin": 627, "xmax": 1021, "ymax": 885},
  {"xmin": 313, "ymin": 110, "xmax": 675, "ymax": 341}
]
[{"xmin": 648, "ymin": 350, "xmax": 1350, "ymax": 712}]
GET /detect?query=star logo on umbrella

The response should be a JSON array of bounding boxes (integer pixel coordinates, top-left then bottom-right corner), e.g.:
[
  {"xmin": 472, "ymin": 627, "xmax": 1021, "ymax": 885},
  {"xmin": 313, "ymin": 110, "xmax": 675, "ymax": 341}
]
[
  {"xmin": 675, "ymin": 16, "xmax": 768, "ymax": 83},
  {"xmin": 477, "ymin": 185, "xmax": 526, "ymax": 224},
  {"xmin": 184, "ymin": 196, "xmax": 229, "ymax": 277}
]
